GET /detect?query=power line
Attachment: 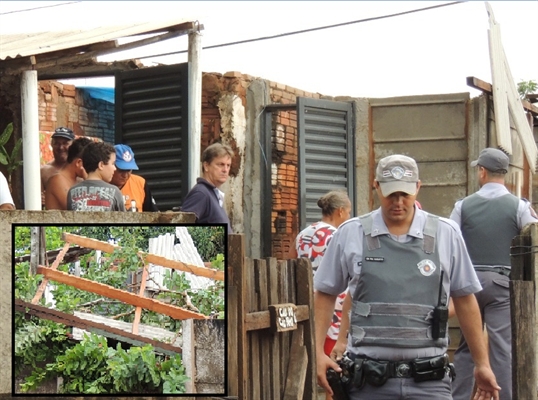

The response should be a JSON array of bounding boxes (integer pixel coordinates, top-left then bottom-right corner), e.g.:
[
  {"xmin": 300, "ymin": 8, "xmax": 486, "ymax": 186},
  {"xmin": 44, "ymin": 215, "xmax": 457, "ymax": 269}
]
[
  {"xmin": 0, "ymin": 1, "xmax": 81, "ymax": 16},
  {"xmin": 136, "ymin": 1, "xmax": 466, "ymax": 61}
]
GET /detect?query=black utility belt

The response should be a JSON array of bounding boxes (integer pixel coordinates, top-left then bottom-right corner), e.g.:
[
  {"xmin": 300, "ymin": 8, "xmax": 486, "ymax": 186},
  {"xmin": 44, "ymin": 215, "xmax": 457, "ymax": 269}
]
[
  {"xmin": 474, "ymin": 266, "xmax": 510, "ymax": 277},
  {"xmin": 351, "ymin": 353, "xmax": 454, "ymax": 388}
]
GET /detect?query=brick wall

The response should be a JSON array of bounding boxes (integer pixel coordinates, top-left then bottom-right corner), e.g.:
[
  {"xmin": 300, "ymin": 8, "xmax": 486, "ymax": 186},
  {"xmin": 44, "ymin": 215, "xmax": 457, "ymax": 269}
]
[
  {"xmin": 267, "ymin": 82, "xmax": 321, "ymax": 259},
  {"xmin": 38, "ymin": 81, "xmax": 114, "ymax": 163}
]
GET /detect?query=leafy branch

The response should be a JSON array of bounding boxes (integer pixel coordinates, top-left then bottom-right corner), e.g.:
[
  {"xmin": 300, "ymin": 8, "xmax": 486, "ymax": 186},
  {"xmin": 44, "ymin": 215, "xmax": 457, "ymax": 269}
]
[{"xmin": 0, "ymin": 122, "xmax": 23, "ymax": 189}]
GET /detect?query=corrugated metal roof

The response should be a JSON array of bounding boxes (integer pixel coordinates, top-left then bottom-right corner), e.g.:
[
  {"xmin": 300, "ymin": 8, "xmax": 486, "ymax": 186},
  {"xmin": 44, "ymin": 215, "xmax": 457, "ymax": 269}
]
[
  {"xmin": 146, "ymin": 229, "xmax": 214, "ymax": 292},
  {"xmin": 0, "ymin": 18, "xmax": 194, "ymax": 61}
]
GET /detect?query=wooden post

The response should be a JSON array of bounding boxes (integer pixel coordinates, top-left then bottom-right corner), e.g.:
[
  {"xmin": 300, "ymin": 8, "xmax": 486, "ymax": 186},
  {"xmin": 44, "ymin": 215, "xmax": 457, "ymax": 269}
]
[
  {"xmin": 510, "ymin": 224, "xmax": 538, "ymax": 399},
  {"xmin": 510, "ymin": 281, "xmax": 537, "ymax": 400},
  {"xmin": 295, "ymin": 257, "xmax": 316, "ymax": 400},
  {"xmin": 30, "ymin": 227, "xmax": 40, "ymax": 275},
  {"xmin": 228, "ymin": 234, "xmax": 247, "ymax": 399}
]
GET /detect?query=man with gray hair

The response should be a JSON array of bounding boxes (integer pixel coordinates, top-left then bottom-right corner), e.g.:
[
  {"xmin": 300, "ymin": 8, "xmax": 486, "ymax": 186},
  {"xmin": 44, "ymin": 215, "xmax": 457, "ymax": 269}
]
[
  {"xmin": 450, "ymin": 147, "xmax": 537, "ymax": 400},
  {"xmin": 315, "ymin": 154, "xmax": 500, "ymax": 399}
]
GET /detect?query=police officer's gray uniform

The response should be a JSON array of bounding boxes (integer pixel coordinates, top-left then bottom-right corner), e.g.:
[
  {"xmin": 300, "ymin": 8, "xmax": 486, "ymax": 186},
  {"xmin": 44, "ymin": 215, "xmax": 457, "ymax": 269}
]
[
  {"xmin": 315, "ymin": 207, "xmax": 481, "ymax": 399},
  {"xmin": 450, "ymin": 181, "xmax": 537, "ymax": 400}
]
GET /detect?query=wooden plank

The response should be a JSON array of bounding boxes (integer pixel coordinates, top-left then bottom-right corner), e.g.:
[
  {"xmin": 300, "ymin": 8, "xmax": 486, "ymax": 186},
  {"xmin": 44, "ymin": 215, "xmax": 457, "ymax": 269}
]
[
  {"xmin": 132, "ymin": 263, "xmax": 149, "ymax": 334},
  {"xmin": 63, "ymin": 233, "xmax": 224, "ymax": 281},
  {"xmin": 510, "ymin": 281, "xmax": 537, "ymax": 400},
  {"xmin": 256, "ymin": 260, "xmax": 271, "ymax": 399},
  {"xmin": 278, "ymin": 259, "xmax": 291, "ymax": 397},
  {"xmin": 227, "ymin": 285, "xmax": 239, "ymax": 396},
  {"xmin": 36, "ymin": 266, "xmax": 207, "ymax": 320},
  {"xmin": 15, "ymin": 299, "xmax": 182, "ymax": 356},
  {"xmin": 486, "ymin": 5, "xmax": 512, "ymax": 154},
  {"xmin": 267, "ymin": 257, "xmax": 281, "ymax": 400},
  {"xmin": 502, "ymin": 47, "xmax": 538, "ymax": 173},
  {"xmin": 245, "ymin": 305, "xmax": 309, "ymax": 331},
  {"xmin": 248, "ymin": 258, "xmax": 260, "ymax": 399},
  {"xmin": 295, "ymin": 257, "xmax": 316, "ymax": 400},
  {"xmin": 283, "ymin": 325, "xmax": 308, "ymax": 400},
  {"xmin": 228, "ymin": 234, "xmax": 247, "ymax": 400},
  {"xmin": 31, "ymin": 242, "xmax": 71, "ymax": 304}
]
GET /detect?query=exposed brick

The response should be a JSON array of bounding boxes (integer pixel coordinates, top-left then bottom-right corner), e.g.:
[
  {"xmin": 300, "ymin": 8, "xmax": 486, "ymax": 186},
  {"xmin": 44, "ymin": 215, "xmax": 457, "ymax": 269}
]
[{"xmin": 223, "ymin": 71, "xmax": 242, "ymax": 78}]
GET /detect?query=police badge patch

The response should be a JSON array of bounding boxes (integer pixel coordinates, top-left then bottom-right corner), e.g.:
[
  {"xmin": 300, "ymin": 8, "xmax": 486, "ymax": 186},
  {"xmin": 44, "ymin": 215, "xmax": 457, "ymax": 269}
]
[{"xmin": 417, "ymin": 259, "xmax": 436, "ymax": 276}]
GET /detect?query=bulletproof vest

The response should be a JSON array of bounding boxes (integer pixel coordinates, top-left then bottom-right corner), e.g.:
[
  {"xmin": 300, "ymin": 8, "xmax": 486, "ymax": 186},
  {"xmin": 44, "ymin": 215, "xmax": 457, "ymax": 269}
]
[
  {"xmin": 350, "ymin": 212, "xmax": 449, "ymax": 349},
  {"xmin": 461, "ymin": 193, "xmax": 519, "ymax": 267}
]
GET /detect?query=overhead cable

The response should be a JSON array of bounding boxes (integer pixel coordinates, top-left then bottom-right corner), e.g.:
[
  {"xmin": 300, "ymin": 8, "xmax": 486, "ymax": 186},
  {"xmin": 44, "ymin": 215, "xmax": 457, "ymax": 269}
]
[
  {"xmin": 0, "ymin": 1, "xmax": 81, "ymax": 15},
  {"xmin": 137, "ymin": 1, "xmax": 466, "ymax": 61}
]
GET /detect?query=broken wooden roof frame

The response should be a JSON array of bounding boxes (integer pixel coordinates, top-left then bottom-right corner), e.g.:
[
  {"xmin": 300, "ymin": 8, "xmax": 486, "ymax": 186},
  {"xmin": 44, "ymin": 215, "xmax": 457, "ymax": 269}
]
[{"xmin": 19, "ymin": 230, "xmax": 224, "ymax": 354}]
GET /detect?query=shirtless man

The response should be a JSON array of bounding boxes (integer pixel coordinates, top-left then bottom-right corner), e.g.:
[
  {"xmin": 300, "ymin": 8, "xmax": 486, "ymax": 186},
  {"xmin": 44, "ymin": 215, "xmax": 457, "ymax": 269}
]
[
  {"xmin": 40, "ymin": 127, "xmax": 75, "ymax": 205},
  {"xmin": 45, "ymin": 137, "xmax": 91, "ymax": 210}
]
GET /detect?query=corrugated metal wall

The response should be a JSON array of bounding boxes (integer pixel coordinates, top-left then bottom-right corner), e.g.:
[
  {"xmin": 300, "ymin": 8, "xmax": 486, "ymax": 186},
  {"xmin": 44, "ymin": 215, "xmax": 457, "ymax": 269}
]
[
  {"xmin": 297, "ymin": 97, "xmax": 354, "ymax": 227},
  {"xmin": 115, "ymin": 63, "xmax": 190, "ymax": 212},
  {"xmin": 369, "ymin": 93, "xmax": 470, "ymax": 219}
]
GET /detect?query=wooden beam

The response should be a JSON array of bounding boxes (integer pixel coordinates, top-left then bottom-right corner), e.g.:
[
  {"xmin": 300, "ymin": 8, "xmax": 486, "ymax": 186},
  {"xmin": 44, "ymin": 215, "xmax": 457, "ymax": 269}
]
[
  {"xmin": 36, "ymin": 266, "xmax": 207, "ymax": 320},
  {"xmin": 62, "ymin": 233, "xmax": 224, "ymax": 281},
  {"xmin": 31, "ymin": 241, "xmax": 71, "ymax": 304},
  {"xmin": 132, "ymin": 263, "xmax": 149, "ymax": 334},
  {"xmin": 467, "ymin": 76, "xmax": 538, "ymax": 116},
  {"xmin": 15, "ymin": 299, "xmax": 182, "ymax": 356}
]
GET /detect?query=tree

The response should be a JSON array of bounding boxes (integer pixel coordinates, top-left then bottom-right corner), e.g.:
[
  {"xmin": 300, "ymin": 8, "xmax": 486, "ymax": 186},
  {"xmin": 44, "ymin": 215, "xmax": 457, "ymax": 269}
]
[{"xmin": 517, "ymin": 79, "xmax": 537, "ymax": 99}]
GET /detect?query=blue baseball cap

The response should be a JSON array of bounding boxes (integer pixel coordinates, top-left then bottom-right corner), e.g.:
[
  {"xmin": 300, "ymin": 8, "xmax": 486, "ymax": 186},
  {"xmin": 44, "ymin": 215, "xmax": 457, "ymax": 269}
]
[{"xmin": 114, "ymin": 144, "xmax": 139, "ymax": 170}]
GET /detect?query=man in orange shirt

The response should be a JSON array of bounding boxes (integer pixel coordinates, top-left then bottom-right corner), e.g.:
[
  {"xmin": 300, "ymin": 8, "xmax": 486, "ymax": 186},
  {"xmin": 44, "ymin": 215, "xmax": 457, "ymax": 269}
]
[{"xmin": 110, "ymin": 144, "xmax": 158, "ymax": 212}]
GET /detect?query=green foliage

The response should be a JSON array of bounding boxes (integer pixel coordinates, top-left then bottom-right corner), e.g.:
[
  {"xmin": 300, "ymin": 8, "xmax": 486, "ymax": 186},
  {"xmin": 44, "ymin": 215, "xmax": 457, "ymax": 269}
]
[
  {"xmin": 158, "ymin": 266, "xmax": 225, "ymax": 317},
  {"xmin": 187, "ymin": 226, "xmax": 225, "ymax": 261},
  {"xmin": 14, "ymin": 315, "xmax": 70, "ymax": 379},
  {"xmin": 15, "ymin": 262, "xmax": 42, "ymax": 302},
  {"xmin": 20, "ymin": 334, "xmax": 187, "ymax": 394},
  {"xmin": 0, "ymin": 122, "xmax": 23, "ymax": 186},
  {"xmin": 517, "ymin": 79, "xmax": 537, "ymax": 99}
]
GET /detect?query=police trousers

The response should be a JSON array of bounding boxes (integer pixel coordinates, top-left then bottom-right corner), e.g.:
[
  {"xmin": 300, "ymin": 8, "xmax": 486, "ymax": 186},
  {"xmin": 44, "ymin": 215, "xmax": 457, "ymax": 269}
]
[
  {"xmin": 347, "ymin": 374, "xmax": 452, "ymax": 399},
  {"xmin": 452, "ymin": 270, "xmax": 512, "ymax": 400}
]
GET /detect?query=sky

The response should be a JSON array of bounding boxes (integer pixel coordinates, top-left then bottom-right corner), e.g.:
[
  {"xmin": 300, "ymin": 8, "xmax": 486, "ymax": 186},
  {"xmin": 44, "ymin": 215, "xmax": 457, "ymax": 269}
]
[{"xmin": 1, "ymin": 1, "xmax": 537, "ymax": 98}]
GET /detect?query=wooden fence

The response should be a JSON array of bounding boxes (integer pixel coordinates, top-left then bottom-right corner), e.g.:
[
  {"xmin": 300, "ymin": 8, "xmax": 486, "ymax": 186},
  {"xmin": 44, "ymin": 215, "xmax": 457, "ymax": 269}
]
[
  {"xmin": 511, "ymin": 223, "xmax": 538, "ymax": 400},
  {"xmin": 227, "ymin": 234, "xmax": 317, "ymax": 400}
]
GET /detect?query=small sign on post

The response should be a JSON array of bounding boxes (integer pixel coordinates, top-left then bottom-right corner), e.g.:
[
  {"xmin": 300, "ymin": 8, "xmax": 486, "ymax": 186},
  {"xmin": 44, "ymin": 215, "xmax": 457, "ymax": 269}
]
[{"xmin": 269, "ymin": 303, "xmax": 298, "ymax": 332}]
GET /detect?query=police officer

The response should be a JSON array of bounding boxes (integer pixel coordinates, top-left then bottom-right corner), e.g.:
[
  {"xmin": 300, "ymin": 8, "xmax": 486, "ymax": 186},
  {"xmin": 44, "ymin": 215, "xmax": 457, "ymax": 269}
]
[
  {"xmin": 450, "ymin": 148, "xmax": 537, "ymax": 400},
  {"xmin": 315, "ymin": 154, "xmax": 500, "ymax": 400}
]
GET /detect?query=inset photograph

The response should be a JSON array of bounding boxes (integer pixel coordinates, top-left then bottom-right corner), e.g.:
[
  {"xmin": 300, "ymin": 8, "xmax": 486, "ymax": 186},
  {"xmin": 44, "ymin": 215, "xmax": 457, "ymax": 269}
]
[{"xmin": 13, "ymin": 224, "xmax": 226, "ymax": 396}]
